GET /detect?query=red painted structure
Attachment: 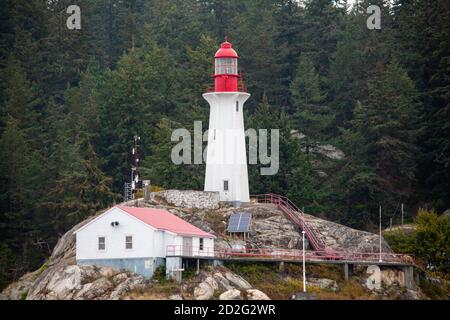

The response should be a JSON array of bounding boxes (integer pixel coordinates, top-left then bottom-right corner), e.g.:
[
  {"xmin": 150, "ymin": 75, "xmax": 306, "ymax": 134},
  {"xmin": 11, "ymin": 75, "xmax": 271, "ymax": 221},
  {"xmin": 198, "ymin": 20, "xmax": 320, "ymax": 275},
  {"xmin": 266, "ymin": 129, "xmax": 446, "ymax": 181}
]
[
  {"xmin": 166, "ymin": 193, "xmax": 414, "ymax": 265},
  {"xmin": 166, "ymin": 244, "xmax": 413, "ymax": 265},
  {"xmin": 116, "ymin": 205, "xmax": 215, "ymax": 238},
  {"xmin": 212, "ymin": 39, "xmax": 246, "ymax": 92}
]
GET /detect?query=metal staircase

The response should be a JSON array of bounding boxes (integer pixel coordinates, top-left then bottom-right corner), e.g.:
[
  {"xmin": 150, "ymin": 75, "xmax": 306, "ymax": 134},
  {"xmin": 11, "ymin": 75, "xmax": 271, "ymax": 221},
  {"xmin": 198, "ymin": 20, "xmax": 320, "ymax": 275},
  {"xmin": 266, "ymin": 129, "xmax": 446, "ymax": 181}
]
[{"xmin": 251, "ymin": 194, "xmax": 327, "ymax": 252}]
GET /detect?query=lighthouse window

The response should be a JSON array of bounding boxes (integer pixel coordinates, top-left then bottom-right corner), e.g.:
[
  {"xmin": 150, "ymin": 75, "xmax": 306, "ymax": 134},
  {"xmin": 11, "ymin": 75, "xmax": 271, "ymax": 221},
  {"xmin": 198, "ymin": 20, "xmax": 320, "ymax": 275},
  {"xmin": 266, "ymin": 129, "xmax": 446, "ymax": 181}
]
[
  {"xmin": 236, "ymin": 101, "xmax": 239, "ymax": 112},
  {"xmin": 215, "ymin": 58, "xmax": 237, "ymax": 75}
]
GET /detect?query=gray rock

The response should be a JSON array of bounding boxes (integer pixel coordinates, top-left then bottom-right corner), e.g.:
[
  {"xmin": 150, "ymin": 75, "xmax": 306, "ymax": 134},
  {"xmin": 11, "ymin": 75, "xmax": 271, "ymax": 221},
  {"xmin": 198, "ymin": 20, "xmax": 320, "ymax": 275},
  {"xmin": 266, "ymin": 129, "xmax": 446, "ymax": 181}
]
[
  {"xmin": 219, "ymin": 289, "xmax": 242, "ymax": 300},
  {"xmin": 291, "ymin": 292, "xmax": 317, "ymax": 300},
  {"xmin": 246, "ymin": 289, "xmax": 270, "ymax": 300},
  {"xmin": 307, "ymin": 278, "xmax": 338, "ymax": 292},
  {"xmin": 194, "ymin": 282, "xmax": 215, "ymax": 300},
  {"xmin": 223, "ymin": 271, "xmax": 252, "ymax": 289},
  {"xmin": 309, "ymin": 144, "xmax": 345, "ymax": 160},
  {"xmin": 213, "ymin": 273, "xmax": 234, "ymax": 291}
]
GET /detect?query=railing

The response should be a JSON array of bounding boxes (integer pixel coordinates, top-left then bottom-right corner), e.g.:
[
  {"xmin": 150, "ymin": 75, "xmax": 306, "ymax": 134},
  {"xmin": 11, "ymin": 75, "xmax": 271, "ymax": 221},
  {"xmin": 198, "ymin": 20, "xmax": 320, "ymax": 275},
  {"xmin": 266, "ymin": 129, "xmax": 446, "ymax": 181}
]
[
  {"xmin": 166, "ymin": 245, "xmax": 413, "ymax": 265},
  {"xmin": 251, "ymin": 193, "xmax": 327, "ymax": 251},
  {"xmin": 249, "ymin": 193, "xmax": 414, "ymax": 265},
  {"xmin": 166, "ymin": 245, "xmax": 215, "ymax": 258}
]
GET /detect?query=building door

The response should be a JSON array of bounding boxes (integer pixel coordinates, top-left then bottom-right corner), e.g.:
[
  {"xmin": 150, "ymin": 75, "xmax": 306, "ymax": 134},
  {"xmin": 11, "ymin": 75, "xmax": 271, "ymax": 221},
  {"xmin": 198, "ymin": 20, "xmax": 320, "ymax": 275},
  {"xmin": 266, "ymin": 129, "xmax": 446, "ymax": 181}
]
[
  {"xmin": 222, "ymin": 179, "xmax": 231, "ymax": 201},
  {"xmin": 182, "ymin": 237, "xmax": 193, "ymax": 257}
]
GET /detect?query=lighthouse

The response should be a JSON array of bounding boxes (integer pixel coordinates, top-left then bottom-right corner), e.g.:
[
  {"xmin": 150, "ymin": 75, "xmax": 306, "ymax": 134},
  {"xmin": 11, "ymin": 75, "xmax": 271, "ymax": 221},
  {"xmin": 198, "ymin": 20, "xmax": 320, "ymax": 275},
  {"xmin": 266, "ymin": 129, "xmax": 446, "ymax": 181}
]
[{"xmin": 203, "ymin": 39, "xmax": 250, "ymax": 204}]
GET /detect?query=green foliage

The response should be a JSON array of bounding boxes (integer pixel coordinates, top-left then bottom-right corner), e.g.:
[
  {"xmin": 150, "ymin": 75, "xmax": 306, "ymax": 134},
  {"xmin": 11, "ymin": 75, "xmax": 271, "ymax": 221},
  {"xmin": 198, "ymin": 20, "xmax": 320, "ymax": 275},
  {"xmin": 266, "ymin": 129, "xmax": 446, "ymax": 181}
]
[
  {"xmin": 384, "ymin": 209, "xmax": 450, "ymax": 273},
  {"xmin": 152, "ymin": 265, "xmax": 167, "ymax": 283}
]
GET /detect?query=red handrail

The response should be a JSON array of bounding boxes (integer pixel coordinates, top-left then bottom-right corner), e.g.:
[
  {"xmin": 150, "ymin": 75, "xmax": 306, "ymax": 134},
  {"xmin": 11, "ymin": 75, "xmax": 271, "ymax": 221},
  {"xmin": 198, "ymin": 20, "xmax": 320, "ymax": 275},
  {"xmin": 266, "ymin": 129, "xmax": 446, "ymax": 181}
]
[
  {"xmin": 251, "ymin": 193, "xmax": 327, "ymax": 251},
  {"xmin": 165, "ymin": 245, "xmax": 413, "ymax": 264}
]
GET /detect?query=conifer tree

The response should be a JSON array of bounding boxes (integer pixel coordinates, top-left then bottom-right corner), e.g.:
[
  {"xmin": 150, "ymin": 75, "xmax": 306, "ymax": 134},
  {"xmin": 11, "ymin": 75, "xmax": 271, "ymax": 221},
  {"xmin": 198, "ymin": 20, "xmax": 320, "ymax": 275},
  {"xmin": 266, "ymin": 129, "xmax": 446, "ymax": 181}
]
[
  {"xmin": 290, "ymin": 54, "xmax": 332, "ymax": 148},
  {"xmin": 351, "ymin": 62, "xmax": 421, "ymax": 199}
]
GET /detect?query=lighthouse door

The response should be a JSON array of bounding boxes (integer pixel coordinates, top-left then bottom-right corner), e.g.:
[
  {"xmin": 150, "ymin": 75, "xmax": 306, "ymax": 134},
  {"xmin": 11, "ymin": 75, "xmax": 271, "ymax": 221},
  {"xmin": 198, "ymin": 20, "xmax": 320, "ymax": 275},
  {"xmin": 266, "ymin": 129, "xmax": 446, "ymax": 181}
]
[{"xmin": 222, "ymin": 179, "xmax": 231, "ymax": 201}]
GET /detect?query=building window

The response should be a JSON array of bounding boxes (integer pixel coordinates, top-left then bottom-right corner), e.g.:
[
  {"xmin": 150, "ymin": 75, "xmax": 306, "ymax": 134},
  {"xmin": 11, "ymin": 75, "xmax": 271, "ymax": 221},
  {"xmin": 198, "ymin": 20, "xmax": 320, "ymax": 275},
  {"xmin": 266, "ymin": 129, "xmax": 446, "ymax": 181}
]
[
  {"xmin": 125, "ymin": 236, "xmax": 133, "ymax": 249},
  {"xmin": 199, "ymin": 238, "xmax": 204, "ymax": 251},
  {"xmin": 236, "ymin": 101, "xmax": 239, "ymax": 112},
  {"xmin": 223, "ymin": 180, "xmax": 229, "ymax": 192},
  {"xmin": 98, "ymin": 237, "xmax": 105, "ymax": 251},
  {"xmin": 214, "ymin": 129, "xmax": 216, "ymax": 140}
]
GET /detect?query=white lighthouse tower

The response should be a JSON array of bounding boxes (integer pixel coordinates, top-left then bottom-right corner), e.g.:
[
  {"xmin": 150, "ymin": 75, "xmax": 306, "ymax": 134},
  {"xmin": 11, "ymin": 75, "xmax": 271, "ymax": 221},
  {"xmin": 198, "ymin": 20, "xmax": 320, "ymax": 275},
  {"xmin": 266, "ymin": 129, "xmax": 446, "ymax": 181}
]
[{"xmin": 203, "ymin": 39, "xmax": 250, "ymax": 204}]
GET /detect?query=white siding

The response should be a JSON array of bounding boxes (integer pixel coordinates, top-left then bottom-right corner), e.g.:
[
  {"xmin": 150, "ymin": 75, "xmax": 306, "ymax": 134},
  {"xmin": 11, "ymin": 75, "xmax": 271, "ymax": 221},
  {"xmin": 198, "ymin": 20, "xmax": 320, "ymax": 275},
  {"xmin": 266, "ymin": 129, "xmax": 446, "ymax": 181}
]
[
  {"xmin": 192, "ymin": 237, "xmax": 215, "ymax": 257},
  {"xmin": 76, "ymin": 208, "xmax": 160, "ymax": 260},
  {"xmin": 203, "ymin": 92, "xmax": 251, "ymax": 203}
]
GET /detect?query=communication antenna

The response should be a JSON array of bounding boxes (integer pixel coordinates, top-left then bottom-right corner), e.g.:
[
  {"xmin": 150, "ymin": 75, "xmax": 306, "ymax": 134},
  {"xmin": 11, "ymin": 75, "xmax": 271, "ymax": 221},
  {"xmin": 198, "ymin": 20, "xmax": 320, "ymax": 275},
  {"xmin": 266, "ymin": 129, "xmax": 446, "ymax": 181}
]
[{"xmin": 124, "ymin": 135, "xmax": 141, "ymax": 202}]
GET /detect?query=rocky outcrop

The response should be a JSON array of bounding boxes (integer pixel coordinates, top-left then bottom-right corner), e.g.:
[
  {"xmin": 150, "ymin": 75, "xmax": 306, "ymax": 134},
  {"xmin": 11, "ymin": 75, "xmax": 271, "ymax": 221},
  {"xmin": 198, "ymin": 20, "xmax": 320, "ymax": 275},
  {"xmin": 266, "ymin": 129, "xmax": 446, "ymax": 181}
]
[
  {"xmin": 193, "ymin": 267, "xmax": 260, "ymax": 300},
  {"xmin": 307, "ymin": 278, "xmax": 338, "ymax": 292},
  {"xmin": 309, "ymin": 144, "xmax": 345, "ymax": 160},
  {"xmin": 26, "ymin": 265, "xmax": 148, "ymax": 300},
  {"xmin": 305, "ymin": 213, "xmax": 392, "ymax": 253},
  {"xmin": 246, "ymin": 289, "xmax": 270, "ymax": 300},
  {"xmin": 219, "ymin": 289, "xmax": 242, "ymax": 300}
]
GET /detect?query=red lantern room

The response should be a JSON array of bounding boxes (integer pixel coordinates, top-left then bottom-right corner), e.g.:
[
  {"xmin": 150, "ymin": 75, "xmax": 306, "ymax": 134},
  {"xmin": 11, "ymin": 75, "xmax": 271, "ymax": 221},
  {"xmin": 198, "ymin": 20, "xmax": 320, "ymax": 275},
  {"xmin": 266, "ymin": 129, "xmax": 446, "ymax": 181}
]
[{"xmin": 213, "ymin": 39, "xmax": 243, "ymax": 92}]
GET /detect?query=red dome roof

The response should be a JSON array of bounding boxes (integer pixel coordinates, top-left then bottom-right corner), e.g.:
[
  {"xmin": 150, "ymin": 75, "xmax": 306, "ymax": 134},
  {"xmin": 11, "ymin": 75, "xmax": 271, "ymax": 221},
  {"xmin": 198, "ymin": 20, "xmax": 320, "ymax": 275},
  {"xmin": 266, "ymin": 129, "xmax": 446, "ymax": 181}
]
[{"xmin": 215, "ymin": 41, "xmax": 239, "ymax": 58}]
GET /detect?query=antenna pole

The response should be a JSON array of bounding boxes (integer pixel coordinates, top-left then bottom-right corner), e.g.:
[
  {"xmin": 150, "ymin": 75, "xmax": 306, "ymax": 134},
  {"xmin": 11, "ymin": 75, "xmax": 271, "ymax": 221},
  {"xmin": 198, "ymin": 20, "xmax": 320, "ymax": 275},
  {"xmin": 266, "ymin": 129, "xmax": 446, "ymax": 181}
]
[
  {"xmin": 379, "ymin": 204, "xmax": 383, "ymax": 262},
  {"xmin": 302, "ymin": 230, "xmax": 306, "ymax": 293},
  {"xmin": 401, "ymin": 203, "xmax": 404, "ymax": 225}
]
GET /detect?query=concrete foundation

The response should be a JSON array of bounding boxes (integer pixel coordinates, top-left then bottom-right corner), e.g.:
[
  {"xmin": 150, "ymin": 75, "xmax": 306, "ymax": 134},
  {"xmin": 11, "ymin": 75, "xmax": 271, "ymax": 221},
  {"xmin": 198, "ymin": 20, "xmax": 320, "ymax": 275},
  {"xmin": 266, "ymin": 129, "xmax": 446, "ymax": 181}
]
[
  {"xmin": 166, "ymin": 257, "xmax": 183, "ymax": 282},
  {"xmin": 77, "ymin": 257, "xmax": 164, "ymax": 278},
  {"xmin": 344, "ymin": 263, "xmax": 354, "ymax": 281},
  {"xmin": 404, "ymin": 266, "xmax": 414, "ymax": 290}
]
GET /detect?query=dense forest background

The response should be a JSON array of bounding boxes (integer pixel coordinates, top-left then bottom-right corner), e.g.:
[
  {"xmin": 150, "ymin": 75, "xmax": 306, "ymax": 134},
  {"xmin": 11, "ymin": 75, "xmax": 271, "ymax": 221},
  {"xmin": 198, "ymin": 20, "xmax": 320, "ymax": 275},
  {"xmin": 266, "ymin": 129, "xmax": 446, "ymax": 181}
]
[{"xmin": 0, "ymin": 0, "xmax": 448, "ymax": 288}]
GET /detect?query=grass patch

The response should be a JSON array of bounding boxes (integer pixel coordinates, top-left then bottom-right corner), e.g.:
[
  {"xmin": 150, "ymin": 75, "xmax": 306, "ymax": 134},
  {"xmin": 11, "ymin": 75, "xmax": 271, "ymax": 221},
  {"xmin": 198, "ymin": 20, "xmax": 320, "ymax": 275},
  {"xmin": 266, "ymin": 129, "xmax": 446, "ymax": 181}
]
[
  {"xmin": 35, "ymin": 262, "xmax": 49, "ymax": 277},
  {"xmin": 419, "ymin": 277, "xmax": 449, "ymax": 300},
  {"xmin": 203, "ymin": 211, "xmax": 227, "ymax": 234},
  {"xmin": 20, "ymin": 291, "xmax": 28, "ymax": 300},
  {"xmin": 316, "ymin": 280, "xmax": 368, "ymax": 300}
]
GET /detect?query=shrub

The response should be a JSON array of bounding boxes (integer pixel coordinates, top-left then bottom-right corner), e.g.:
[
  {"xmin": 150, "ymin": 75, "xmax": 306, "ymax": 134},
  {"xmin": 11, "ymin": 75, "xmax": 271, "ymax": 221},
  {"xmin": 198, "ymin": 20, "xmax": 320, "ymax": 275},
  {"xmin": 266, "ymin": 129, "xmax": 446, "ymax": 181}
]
[{"xmin": 384, "ymin": 209, "xmax": 450, "ymax": 273}]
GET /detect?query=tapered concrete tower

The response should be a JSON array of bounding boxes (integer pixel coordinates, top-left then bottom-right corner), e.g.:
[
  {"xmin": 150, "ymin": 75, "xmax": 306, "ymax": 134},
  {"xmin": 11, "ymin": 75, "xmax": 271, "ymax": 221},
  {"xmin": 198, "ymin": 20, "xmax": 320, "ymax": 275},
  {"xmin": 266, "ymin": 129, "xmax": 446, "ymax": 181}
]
[{"xmin": 203, "ymin": 39, "xmax": 250, "ymax": 204}]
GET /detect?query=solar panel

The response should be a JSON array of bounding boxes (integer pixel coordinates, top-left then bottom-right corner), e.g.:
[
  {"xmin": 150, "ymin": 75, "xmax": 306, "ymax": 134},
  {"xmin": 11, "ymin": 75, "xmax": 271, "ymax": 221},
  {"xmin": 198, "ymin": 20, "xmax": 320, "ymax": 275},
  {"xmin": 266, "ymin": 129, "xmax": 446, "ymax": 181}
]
[{"xmin": 227, "ymin": 212, "xmax": 252, "ymax": 232}]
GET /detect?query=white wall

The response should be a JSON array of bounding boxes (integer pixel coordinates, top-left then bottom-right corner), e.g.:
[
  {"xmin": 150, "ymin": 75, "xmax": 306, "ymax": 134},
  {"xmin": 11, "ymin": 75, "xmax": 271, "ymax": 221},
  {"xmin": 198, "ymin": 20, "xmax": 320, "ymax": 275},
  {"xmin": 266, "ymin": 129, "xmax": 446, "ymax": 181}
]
[
  {"xmin": 76, "ymin": 208, "xmax": 162, "ymax": 260},
  {"xmin": 203, "ymin": 92, "xmax": 251, "ymax": 203},
  {"xmin": 192, "ymin": 237, "xmax": 215, "ymax": 257}
]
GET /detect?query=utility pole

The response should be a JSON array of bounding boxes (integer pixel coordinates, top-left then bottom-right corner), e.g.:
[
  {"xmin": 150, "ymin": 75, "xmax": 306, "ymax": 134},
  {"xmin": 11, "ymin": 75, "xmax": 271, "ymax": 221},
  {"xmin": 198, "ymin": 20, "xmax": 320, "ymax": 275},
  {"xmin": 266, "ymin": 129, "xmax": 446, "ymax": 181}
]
[
  {"xmin": 401, "ymin": 203, "xmax": 404, "ymax": 225},
  {"xmin": 302, "ymin": 230, "xmax": 306, "ymax": 293},
  {"xmin": 131, "ymin": 135, "xmax": 141, "ymax": 199},
  {"xmin": 379, "ymin": 205, "xmax": 383, "ymax": 263},
  {"xmin": 390, "ymin": 218, "xmax": 392, "ymax": 230}
]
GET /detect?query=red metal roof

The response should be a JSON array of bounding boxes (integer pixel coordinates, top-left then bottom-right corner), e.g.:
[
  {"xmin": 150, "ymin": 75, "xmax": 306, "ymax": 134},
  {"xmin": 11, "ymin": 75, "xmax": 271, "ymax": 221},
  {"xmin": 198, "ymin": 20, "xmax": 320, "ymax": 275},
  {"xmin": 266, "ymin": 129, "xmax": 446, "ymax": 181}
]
[
  {"xmin": 214, "ymin": 41, "xmax": 239, "ymax": 58},
  {"xmin": 117, "ymin": 205, "xmax": 215, "ymax": 238}
]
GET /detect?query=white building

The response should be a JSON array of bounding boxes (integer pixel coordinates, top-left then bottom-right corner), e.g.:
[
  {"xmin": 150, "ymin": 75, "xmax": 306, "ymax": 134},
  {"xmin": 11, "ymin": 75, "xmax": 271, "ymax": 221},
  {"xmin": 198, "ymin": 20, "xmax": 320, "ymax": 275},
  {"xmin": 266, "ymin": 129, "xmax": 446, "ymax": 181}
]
[
  {"xmin": 75, "ymin": 205, "xmax": 215, "ymax": 278},
  {"xmin": 203, "ymin": 40, "xmax": 251, "ymax": 204}
]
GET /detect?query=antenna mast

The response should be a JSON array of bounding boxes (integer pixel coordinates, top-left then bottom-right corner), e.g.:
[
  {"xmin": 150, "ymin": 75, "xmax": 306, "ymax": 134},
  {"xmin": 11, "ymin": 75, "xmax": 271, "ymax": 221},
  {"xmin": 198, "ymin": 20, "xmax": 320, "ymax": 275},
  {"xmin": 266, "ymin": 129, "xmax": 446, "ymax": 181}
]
[{"xmin": 124, "ymin": 135, "xmax": 141, "ymax": 202}]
